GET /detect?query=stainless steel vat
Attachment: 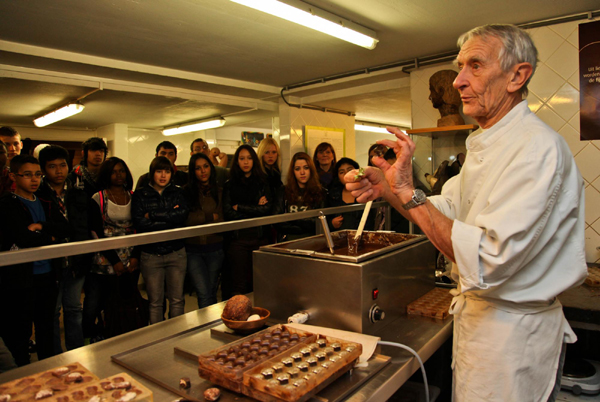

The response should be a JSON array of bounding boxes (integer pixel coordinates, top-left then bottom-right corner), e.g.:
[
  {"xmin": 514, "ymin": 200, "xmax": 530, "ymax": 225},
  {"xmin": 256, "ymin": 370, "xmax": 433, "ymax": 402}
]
[{"xmin": 254, "ymin": 230, "xmax": 436, "ymax": 335}]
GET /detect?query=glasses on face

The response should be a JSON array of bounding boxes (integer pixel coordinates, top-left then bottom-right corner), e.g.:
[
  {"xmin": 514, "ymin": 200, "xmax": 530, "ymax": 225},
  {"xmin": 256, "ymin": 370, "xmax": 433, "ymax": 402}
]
[{"xmin": 16, "ymin": 172, "xmax": 43, "ymax": 179}]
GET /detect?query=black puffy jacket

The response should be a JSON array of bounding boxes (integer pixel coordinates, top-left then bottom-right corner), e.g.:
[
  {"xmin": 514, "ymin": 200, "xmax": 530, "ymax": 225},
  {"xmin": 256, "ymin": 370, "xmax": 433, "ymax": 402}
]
[
  {"xmin": 132, "ymin": 183, "xmax": 189, "ymax": 255},
  {"xmin": 37, "ymin": 179, "xmax": 105, "ymax": 277},
  {"xmin": 223, "ymin": 174, "xmax": 272, "ymax": 238}
]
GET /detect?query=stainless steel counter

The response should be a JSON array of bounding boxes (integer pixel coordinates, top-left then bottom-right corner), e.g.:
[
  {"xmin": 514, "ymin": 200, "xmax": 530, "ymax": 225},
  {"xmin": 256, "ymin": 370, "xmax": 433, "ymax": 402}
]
[{"xmin": 0, "ymin": 297, "xmax": 452, "ymax": 402}]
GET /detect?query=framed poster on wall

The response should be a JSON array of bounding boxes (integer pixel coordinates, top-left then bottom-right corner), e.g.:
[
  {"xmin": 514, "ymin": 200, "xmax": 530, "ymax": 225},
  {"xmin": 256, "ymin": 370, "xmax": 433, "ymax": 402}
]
[
  {"xmin": 580, "ymin": 20, "xmax": 600, "ymax": 140},
  {"xmin": 304, "ymin": 126, "xmax": 345, "ymax": 158}
]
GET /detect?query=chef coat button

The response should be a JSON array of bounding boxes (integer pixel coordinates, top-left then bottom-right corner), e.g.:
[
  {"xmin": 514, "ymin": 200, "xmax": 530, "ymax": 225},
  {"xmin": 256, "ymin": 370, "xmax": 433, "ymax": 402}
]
[{"xmin": 467, "ymin": 199, "xmax": 471, "ymax": 204}]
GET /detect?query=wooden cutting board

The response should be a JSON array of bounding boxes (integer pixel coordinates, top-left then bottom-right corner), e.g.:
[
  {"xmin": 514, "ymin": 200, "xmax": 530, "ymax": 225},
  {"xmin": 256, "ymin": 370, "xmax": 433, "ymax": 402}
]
[{"xmin": 407, "ymin": 287, "xmax": 454, "ymax": 320}]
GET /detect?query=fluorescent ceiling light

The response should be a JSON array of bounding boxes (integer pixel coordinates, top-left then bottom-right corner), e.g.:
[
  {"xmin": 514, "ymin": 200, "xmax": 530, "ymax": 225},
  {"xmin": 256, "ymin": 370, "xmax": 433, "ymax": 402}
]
[
  {"xmin": 355, "ymin": 124, "xmax": 390, "ymax": 134},
  {"xmin": 230, "ymin": 0, "xmax": 378, "ymax": 50},
  {"xmin": 33, "ymin": 103, "xmax": 85, "ymax": 127},
  {"xmin": 162, "ymin": 118, "xmax": 226, "ymax": 136}
]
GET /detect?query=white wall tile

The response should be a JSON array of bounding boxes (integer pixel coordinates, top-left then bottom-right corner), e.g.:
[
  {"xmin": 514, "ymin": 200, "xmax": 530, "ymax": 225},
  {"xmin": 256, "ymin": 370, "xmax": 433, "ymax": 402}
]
[
  {"xmin": 568, "ymin": 71, "xmax": 580, "ymax": 91},
  {"xmin": 528, "ymin": 64, "xmax": 564, "ymax": 102},
  {"xmin": 549, "ymin": 21, "xmax": 578, "ymax": 40},
  {"xmin": 530, "ymin": 27, "xmax": 563, "ymax": 62},
  {"xmin": 567, "ymin": 28, "xmax": 579, "ymax": 48},
  {"xmin": 535, "ymin": 105, "xmax": 566, "ymax": 132},
  {"xmin": 585, "ymin": 183, "xmax": 600, "ymax": 225},
  {"xmin": 559, "ymin": 123, "xmax": 587, "ymax": 156},
  {"xmin": 592, "ymin": 217, "xmax": 600, "ymax": 239},
  {"xmin": 547, "ymin": 83, "xmax": 580, "ymax": 122},
  {"xmin": 575, "ymin": 144, "xmax": 600, "ymax": 183},
  {"xmin": 526, "ymin": 92, "xmax": 543, "ymax": 113},
  {"xmin": 546, "ymin": 41, "xmax": 579, "ymax": 80},
  {"xmin": 584, "ymin": 227, "xmax": 600, "ymax": 263},
  {"xmin": 593, "ymin": 176, "xmax": 600, "ymax": 192},
  {"xmin": 568, "ymin": 111, "xmax": 580, "ymax": 132}
]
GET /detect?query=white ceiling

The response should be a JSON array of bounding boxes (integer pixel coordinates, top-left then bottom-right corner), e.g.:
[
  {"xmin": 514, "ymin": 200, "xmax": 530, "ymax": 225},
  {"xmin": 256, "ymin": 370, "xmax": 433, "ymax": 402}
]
[{"xmin": 0, "ymin": 0, "xmax": 598, "ymax": 132}]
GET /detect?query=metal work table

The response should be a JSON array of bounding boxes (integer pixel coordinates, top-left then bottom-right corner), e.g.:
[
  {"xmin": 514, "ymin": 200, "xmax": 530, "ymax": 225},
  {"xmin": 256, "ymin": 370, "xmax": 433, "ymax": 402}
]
[{"xmin": 0, "ymin": 297, "xmax": 452, "ymax": 402}]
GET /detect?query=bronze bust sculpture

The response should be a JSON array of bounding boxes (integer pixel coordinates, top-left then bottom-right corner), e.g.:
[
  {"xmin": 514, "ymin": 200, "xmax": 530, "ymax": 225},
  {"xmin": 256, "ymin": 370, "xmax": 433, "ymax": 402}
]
[{"xmin": 429, "ymin": 70, "xmax": 465, "ymax": 127}]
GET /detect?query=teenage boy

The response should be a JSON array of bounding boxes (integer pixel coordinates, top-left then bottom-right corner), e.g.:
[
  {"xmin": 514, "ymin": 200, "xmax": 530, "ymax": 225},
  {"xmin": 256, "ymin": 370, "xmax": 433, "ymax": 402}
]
[
  {"xmin": 0, "ymin": 126, "xmax": 23, "ymax": 194},
  {"xmin": 68, "ymin": 137, "xmax": 108, "ymax": 197},
  {"xmin": 0, "ymin": 126, "xmax": 23, "ymax": 162},
  {"xmin": 37, "ymin": 145, "xmax": 104, "ymax": 353},
  {"xmin": 0, "ymin": 155, "xmax": 66, "ymax": 365},
  {"xmin": 135, "ymin": 141, "xmax": 187, "ymax": 189}
]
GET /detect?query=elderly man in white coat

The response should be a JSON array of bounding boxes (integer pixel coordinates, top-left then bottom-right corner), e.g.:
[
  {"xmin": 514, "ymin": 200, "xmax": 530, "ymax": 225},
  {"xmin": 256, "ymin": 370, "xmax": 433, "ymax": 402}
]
[{"xmin": 346, "ymin": 24, "xmax": 587, "ymax": 402}]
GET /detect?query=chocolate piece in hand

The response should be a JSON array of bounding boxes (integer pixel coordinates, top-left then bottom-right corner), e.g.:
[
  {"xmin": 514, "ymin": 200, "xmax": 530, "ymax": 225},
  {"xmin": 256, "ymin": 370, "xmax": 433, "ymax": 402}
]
[
  {"xmin": 204, "ymin": 387, "xmax": 221, "ymax": 401},
  {"xmin": 179, "ymin": 377, "xmax": 191, "ymax": 389}
]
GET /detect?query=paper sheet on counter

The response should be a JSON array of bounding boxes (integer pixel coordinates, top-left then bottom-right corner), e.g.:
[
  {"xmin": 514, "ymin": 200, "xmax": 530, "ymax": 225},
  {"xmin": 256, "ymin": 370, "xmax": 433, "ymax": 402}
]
[{"xmin": 286, "ymin": 323, "xmax": 379, "ymax": 367}]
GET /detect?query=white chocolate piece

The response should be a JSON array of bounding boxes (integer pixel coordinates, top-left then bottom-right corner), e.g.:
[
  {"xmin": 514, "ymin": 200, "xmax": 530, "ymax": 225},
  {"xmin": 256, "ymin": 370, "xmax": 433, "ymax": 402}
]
[
  {"xmin": 247, "ymin": 314, "xmax": 261, "ymax": 321},
  {"xmin": 116, "ymin": 392, "xmax": 137, "ymax": 402},
  {"xmin": 34, "ymin": 389, "xmax": 53, "ymax": 400}
]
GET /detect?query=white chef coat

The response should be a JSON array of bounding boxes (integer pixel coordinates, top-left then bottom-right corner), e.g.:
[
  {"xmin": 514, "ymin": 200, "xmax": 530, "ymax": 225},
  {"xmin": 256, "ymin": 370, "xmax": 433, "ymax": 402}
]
[{"xmin": 428, "ymin": 100, "xmax": 587, "ymax": 402}]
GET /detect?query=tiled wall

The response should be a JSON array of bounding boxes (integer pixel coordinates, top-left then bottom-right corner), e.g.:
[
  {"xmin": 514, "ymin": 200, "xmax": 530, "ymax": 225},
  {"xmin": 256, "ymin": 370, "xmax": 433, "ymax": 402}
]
[{"xmin": 410, "ymin": 20, "xmax": 600, "ymax": 263}]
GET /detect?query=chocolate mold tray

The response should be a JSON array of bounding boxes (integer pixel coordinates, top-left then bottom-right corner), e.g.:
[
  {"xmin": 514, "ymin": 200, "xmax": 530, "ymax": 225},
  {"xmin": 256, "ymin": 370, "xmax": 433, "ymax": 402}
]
[
  {"xmin": 198, "ymin": 325, "xmax": 362, "ymax": 402},
  {"xmin": 43, "ymin": 372, "xmax": 153, "ymax": 402},
  {"xmin": 198, "ymin": 325, "xmax": 316, "ymax": 392},
  {"xmin": 0, "ymin": 362, "xmax": 98, "ymax": 402},
  {"xmin": 243, "ymin": 337, "xmax": 361, "ymax": 402}
]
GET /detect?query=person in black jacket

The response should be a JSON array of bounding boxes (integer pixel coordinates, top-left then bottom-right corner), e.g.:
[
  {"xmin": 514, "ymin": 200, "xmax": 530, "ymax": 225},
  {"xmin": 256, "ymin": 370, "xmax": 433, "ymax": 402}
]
[
  {"xmin": 313, "ymin": 142, "xmax": 337, "ymax": 188},
  {"xmin": 327, "ymin": 157, "xmax": 375, "ymax": 232},
  {"xmin": 36, "ymin": 145, "xmax": 104, "ymax": 353},
  {"xmin": 274, "ymin": 152, "xmax": 326, "ymax": 242},
  {"xmin": 222, "ymin": 145, "xmax": 271, "ymax": 298},
  {"xmin": 257, "ymin": 138, "xmax": 283, "ymax": 198},
  {"xmin": 0, "ymin": 155, "xmax": 65, "ymax": 366},
  {"xmin": 132, "ymin": 156, "xmax": 189, "ymax": 324},
  {"xmin": 68, "ymin": 137, "xmax": 107, "ymax": 198},
  {"xmin": 135, "ymin": 141, "xmax": 188, "ymax": 190}
]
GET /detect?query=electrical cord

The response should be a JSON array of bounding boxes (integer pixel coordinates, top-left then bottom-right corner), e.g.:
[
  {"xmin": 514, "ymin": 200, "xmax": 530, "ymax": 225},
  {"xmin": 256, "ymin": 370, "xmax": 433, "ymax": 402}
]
[{"xmin": 377, "ymin": 340, "xmax": 430, "ymax": 402}]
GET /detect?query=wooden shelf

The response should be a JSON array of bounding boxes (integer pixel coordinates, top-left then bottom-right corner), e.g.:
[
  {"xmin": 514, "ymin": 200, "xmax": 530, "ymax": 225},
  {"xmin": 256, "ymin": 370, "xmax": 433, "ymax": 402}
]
[{"xmin": 406, "ymin": 124, "xmax": 479, "ymax": 135}]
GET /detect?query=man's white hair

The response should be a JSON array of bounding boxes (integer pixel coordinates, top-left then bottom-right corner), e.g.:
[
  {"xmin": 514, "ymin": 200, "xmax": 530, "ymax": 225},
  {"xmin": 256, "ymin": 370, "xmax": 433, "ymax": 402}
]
[{"xmin": 457, "ymin": 24, "xmax": 538, "ymax": 97}]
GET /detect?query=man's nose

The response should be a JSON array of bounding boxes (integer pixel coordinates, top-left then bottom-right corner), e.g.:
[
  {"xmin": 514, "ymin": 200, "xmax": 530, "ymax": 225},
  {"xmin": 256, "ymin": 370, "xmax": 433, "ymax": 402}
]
[{"xmin": 453, "ymin": 70, "xmax": 467, "ymax": 90}]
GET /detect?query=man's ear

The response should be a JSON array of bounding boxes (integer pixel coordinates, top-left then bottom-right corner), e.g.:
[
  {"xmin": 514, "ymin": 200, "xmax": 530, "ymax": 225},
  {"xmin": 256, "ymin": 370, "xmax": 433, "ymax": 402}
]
[
  {"xmin": 507, "ymin": 62, "xmax": 533, "ymax": 94},
  {"xmin": 8, "ymin": 172, "xmax": 15, "ymax": 181}
]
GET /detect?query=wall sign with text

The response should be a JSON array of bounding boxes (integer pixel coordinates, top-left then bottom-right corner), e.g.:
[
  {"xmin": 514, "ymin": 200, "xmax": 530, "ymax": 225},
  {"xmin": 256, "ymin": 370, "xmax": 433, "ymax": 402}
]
[{"xmin": 580, "ymin": 20, "xmax": 600, "ymax": 141}]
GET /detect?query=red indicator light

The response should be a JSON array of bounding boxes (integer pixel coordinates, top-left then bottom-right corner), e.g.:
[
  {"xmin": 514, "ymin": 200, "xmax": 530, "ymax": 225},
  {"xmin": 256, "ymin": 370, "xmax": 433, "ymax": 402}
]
[{"xmin": 373, "ymin": 289, "xmax": 379, "ymax": 300}]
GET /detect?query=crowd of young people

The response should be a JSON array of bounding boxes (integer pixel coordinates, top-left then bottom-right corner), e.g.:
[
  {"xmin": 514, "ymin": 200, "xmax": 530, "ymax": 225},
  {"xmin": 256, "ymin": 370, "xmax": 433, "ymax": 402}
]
[{"xmin": 0, "ymin": 125, "xmax": 404, "ymax": 371}]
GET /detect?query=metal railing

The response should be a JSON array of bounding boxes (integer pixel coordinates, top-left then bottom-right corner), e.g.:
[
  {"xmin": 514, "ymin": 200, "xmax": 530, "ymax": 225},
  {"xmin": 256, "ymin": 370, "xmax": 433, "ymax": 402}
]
[{"xmin": 0, "ymin": 202, "xmax": 393, "ymax": 267}]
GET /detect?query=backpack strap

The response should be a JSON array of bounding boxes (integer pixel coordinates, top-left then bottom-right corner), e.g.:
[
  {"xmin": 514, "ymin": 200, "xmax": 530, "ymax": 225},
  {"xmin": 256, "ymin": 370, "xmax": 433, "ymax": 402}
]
[{"xmin": 98, "ymin": 190, "xmax": 107, "ymax": 221}]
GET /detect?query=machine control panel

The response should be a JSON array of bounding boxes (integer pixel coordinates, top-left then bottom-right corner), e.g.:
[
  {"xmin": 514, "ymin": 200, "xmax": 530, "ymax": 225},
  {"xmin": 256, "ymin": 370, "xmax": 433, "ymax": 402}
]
[{"xmin": 369, "ymin": 304, "xmax": 385, "ymax": 323}]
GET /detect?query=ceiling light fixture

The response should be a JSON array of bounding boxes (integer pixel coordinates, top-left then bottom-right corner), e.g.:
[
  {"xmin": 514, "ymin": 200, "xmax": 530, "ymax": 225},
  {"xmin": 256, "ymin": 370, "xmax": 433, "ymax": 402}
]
[
  {"xmin": 162, "ymin": 118, "xmax": 226, "ymax": 136},
  {"xmin": 230, "ymin": 0, "xmax": 378, "ymax": 50},
  {"xmin": 34, "ymin": 103, "xmax": 85, "ymax": 127},
  {"xmin": 354, "ymin": 124, "xmax": 391, "ymax": 134}
]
